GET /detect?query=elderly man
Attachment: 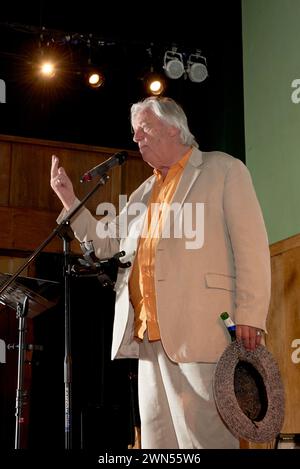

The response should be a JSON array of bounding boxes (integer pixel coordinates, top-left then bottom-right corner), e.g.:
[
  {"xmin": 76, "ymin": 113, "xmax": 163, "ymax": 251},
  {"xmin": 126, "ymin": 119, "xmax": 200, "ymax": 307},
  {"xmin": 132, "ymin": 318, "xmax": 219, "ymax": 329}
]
[{"xmin": 50, "ymin": 97, "xmax": 270, "ymax": 449}]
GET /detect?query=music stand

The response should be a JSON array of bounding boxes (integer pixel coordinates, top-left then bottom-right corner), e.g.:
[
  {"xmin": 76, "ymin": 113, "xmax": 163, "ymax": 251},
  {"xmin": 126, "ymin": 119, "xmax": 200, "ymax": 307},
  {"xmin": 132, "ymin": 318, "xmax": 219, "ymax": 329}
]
[
  {"xmin": 0, "ymin": 273, "xmax": 60, "ymax": 318},
  {"xmin": 0, "ymin": 273, "xmax": 60, "ymax": 449}
]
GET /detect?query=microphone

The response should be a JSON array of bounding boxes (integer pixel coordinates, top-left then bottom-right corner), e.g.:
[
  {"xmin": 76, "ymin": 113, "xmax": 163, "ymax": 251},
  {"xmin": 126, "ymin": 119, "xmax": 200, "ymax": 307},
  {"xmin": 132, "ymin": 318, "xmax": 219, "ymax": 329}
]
[{"xmin": 80, "ymin": 151, "xmax": 127, "ymax": 183}]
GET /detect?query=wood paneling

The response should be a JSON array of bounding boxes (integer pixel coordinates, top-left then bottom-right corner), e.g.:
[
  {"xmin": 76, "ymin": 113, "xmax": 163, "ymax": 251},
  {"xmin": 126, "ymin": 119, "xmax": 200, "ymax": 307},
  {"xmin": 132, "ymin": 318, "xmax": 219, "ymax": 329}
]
[
  {"xmin": 0, "ymin": 206, "xmax": 13, "ymax": 248},
  {"xmin": 0, "ymin": 134, "xmax": 150, "ymax": 253},
  {"xmin": 270, "ymin": 232, "xmax": 300, "ymax": 257},
  {"xmin": 122, "ymin": 157, "xmax": 152, "ymax": 196},
  {"xmin": 0, "ymin": 206, "xmax": 79, "ymax": 253},
  {"xmin": 244, "ymin": 235, "xmax": 300, "ymax": 449},
  {"xmin": 0, "ymin": 142, "xmax": 11, "ymax": 205},
  {"xmin": 267, "ymin": 234, "xmax": 300, "ymax": 434},
  {"xmin": 9, "ymin": 144, "xmax": 124, "ymax": 213}
]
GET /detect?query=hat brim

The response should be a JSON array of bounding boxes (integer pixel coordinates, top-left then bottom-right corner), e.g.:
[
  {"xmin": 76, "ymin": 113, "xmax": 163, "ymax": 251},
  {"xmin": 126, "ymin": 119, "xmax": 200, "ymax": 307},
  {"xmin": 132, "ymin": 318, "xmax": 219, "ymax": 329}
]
[{"xmin": 213, "ymin": 341, "xmax": 285, "ymax": 443}]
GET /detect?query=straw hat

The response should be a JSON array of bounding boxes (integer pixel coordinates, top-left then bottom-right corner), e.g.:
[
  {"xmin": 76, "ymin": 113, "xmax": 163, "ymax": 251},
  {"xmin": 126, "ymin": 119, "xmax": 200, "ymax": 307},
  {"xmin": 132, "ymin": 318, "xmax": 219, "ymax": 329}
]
[{"xmin": 213, "ymin": 340, "xmax": 285, "ymax": 442}]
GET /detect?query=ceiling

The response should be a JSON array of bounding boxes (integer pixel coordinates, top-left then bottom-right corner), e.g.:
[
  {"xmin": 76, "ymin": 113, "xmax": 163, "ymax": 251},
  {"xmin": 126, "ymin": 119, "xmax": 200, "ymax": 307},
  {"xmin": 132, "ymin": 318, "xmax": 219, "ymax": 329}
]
[{"xmin": 0, "ymin": 1, "xmax": 245, "ymax": 158}]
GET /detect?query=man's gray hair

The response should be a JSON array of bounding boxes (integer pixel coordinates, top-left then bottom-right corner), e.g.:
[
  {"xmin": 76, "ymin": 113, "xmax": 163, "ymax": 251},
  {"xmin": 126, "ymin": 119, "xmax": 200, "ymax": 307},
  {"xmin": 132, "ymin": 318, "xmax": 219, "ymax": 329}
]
[{"xmin": 131, "ymin": 97, "xmax": 199, "ymax": 148}]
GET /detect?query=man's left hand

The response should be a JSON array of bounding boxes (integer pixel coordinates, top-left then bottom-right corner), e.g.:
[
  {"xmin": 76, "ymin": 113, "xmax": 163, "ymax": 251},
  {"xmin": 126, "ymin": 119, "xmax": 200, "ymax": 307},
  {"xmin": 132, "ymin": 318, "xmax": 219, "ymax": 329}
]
[{"xmin": 235, "ymin": 324, "xmax": 263, "ymax": 351}]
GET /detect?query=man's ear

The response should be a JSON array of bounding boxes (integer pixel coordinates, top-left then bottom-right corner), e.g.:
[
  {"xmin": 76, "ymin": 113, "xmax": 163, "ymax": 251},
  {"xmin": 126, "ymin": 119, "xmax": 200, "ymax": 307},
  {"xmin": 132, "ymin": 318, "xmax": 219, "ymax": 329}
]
[{"xmin": 168, "ymin": 125, "xmax": 180, "ymax": 137}]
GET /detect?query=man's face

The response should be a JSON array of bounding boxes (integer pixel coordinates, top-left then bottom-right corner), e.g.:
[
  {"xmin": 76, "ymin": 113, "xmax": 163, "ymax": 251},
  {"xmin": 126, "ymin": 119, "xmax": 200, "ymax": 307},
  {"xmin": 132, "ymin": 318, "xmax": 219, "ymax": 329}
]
[{"xmin": 132, "ymin": 108, "xmax": 178, "ymax": 170}]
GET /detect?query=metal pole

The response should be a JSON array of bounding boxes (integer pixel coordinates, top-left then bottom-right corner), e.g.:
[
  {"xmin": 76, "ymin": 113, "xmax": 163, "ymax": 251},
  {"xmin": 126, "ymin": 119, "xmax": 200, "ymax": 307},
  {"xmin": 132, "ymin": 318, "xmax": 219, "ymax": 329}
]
[{"xmin": 14, "ymin": 296, "xmax": 29, "ymax": 449}]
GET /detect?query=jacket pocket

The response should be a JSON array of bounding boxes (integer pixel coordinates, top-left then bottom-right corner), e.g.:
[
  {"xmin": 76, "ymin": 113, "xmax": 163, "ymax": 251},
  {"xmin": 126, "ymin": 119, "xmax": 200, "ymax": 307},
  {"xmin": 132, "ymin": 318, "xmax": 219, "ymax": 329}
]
[{"xmin": 205, "ymin": 273, "xmax": 235, "ymax": 291}]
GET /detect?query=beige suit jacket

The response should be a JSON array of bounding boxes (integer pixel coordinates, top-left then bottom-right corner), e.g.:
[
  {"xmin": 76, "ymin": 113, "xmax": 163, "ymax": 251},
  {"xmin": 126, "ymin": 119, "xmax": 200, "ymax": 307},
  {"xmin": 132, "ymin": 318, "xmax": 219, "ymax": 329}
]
[{"xmin": 67, "ymin": 148, "xmax": 271, "ymax": 363}]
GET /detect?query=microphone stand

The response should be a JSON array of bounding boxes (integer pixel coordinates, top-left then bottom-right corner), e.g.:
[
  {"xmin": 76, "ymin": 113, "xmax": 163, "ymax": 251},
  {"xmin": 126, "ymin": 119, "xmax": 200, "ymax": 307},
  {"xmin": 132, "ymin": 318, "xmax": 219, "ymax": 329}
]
[
  {"xmin": 14, "ymin": 295, "xmax": 29, "ymax": 449},
  {"xmin": 0, "ymin": 173, "xmax": 110, "ymax": 449},
  {"xmin": 62, "ymin": 231, "xmax": 73, "ymax": 450}
]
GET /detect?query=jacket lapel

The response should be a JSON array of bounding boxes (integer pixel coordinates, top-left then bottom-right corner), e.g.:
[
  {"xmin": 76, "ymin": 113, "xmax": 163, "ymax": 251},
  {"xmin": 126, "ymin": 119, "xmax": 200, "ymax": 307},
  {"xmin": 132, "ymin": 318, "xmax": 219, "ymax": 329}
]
[
  {"xmin": 158, "ymin": 148, "xmax": 203, "ymax": 239},
  {"xmin": 140, "ymin": 174, "xmax": 156, "ymax": 204},
  {"xmin": 172, "ymin": 148, "xmax": 203, "ymax": 208}
]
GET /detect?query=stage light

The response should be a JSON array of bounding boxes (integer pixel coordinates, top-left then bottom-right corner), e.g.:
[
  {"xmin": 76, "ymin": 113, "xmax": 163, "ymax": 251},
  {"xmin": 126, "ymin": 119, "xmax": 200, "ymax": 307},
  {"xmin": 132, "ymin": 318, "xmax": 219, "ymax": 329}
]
[
  {"xmin": 163, "ymin": 49, "xmax": 185, "ymax": 80},
  {"xmin": 144, "ymin": 71, "xmax": 166, "ymax": 96},
  {"xmin": 143, "ymin": 44, "xmax": 166, "ymax": 95},
  {"xmin": 162, "ymin": 47, "xmax": 208, "ymax": 84},
  {"xmin": 144, "ymin": 72, "xmax": 166, "ymax": 96},
  {"xmin": 87, "ymin": 70, "xmax": 105, "ymax": 88},
  {"xmin": 39, "ymin": 61, "xmax": 56, "ymax": 78},
  {"xmin": 149, "ymin": 79, "xmax": 163, "ymax": 95},
  {"xmin": 187, "ymin": 51, "xmax": 208, "ymax": 83}
]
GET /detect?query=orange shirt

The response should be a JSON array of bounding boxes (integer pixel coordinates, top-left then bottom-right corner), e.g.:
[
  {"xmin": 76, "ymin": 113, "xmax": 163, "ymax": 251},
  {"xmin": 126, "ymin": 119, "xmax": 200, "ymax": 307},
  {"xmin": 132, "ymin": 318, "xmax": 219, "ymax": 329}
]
[{"xmin": 129, "ymin": 149, "xmax": 192, "ymax": 341}]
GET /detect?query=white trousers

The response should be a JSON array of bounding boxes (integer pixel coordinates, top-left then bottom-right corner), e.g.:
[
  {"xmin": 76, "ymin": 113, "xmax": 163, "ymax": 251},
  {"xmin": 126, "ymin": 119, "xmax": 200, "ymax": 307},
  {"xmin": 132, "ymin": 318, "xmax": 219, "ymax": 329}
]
[{"xmin": 138, "ymin": 337, "xmax": 239, "ymax": 449}]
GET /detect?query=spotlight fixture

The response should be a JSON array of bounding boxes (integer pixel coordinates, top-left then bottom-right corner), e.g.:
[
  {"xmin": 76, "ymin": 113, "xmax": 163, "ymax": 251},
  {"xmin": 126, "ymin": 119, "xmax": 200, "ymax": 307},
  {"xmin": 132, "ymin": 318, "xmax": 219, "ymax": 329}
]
[
  {"xmin": 39, "ymin": 61, "xmax": 56, "ymax": 78},
  {"xmin": 163, "ymin": 49, "xmax": 185, "ymax": 80},
  {"xmin": 144, "ymin": 71, "xmax": 166, "ymax": 96},
  {"xmin": 187, "ymin": 51, "xmax": 208, "ymax": 83},
  {"xmin": 86, "ymin": 69, "xmax": 105, "ymax": 88},
  {"xmin": 144, "ymin": 45, "xmax": 166, "ymax": 96},
  {"xmin": 86, "ymin": 39, "xmax": 105, "ymax": 89}
]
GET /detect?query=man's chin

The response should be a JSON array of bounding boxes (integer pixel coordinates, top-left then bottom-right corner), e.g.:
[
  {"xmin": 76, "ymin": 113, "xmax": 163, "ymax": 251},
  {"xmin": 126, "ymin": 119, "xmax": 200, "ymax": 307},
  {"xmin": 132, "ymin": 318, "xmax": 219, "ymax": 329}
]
[
  {"xmin": 142, "ymin": 157, "xmax": 154, "ymax": 168},
  {"xmin": 140, "ymin": 153, "xmax": 154, "ymax": 167}
]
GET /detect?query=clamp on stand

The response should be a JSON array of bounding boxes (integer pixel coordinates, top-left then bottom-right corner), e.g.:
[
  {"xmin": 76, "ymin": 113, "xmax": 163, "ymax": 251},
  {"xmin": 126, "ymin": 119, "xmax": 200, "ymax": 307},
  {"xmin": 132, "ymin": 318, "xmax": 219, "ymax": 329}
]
[{"xmin": 71, "ymin": 241, "xmax": 131, "ymax": 287}]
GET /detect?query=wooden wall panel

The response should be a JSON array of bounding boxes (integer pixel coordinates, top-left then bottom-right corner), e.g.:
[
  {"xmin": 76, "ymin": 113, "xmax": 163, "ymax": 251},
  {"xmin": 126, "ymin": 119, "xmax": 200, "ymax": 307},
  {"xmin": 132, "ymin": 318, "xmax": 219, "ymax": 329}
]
[
  {"xmin": 0, "ymin": 206, "xmax": 77, "ymax": 253},
  {"xmin": 9, "ymin": 143, "xmax": 123, "ymax": 213},
  {"xmin": 0, "ymin": 142, "xmax": 11, "ymax": 205},
  {"xmin": 122, "ymin": 157, "xmax": 153, "ymax": 196},
  {"xmin": 267, "ymin": 236, "xmax": 300, "ymax": 434},
  {"xmin": 0, "ymin": 206, "xmax": 13, "ymax": 248},
  {"xmin": 0, "ymin": 134, "xmax": 147, "ymax": 253},
  {"xmin": 244, "ymin": 235, "xmax": 300, "ymax": 449},
  {"xmin": 0, "ymin": 256, "xmax": 31, "ymax": 276}
]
